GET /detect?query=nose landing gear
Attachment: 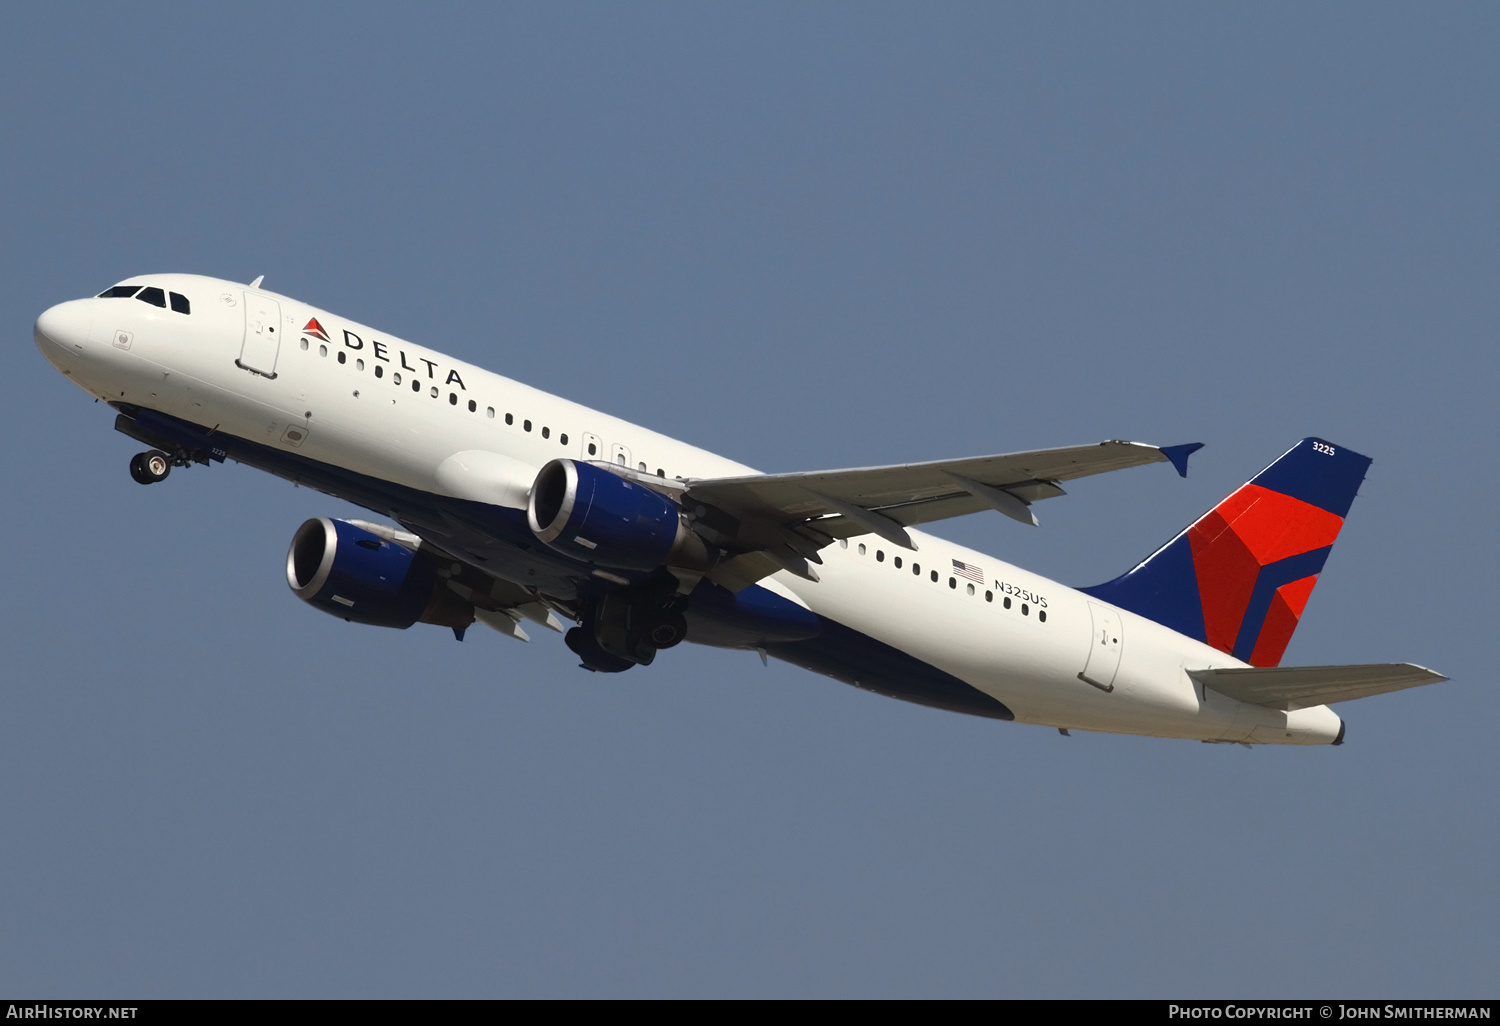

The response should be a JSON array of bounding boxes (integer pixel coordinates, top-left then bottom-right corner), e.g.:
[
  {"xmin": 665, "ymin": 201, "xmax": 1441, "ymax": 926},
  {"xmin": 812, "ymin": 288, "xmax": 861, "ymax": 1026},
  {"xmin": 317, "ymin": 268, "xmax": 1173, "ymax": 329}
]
[
  {"xmin": 129, "ymin": 449, "xmax": 171, "ymax": 484},
  {"xmin": 128, "ymin": 448, "xmax": 190, "ymax": 485}
]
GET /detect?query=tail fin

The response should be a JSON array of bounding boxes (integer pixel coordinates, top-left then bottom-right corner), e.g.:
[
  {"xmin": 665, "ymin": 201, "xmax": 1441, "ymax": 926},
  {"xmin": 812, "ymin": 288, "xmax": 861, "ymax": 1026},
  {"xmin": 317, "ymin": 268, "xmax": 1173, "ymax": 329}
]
[{"xmin": 1083, "ymin": 438, "xmax": 1371, "ymax": 666}]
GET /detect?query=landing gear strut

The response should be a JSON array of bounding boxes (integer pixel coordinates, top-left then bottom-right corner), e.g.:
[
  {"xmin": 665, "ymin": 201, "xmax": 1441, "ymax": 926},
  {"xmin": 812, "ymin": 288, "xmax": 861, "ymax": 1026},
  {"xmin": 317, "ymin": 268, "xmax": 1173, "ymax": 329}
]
[{"xmin": 129, "ymin": 449, "xmax": 172, "ymax": 485}]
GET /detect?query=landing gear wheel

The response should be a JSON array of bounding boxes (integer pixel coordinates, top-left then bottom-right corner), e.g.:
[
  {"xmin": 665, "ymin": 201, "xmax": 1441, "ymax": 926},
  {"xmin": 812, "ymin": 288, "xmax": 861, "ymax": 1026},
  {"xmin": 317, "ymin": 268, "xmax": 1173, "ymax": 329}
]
[
  {"xmin": 645, "ymin": 611, "xmax": 688, "ymax": 649},
  {"xmin": 129, "ymin": 450, "xmax": 171, "ymax": 485},
  {"xmin": 565, "ymin": 626, "xmax": 636, "ymax": 673}
]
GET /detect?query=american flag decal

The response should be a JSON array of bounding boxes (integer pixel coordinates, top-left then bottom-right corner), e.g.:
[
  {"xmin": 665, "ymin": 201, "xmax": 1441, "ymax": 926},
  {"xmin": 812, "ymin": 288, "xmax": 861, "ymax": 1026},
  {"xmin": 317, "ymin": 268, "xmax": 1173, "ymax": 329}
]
[{"xmin": 952, "ymin": 559, "xmax": 984, "ymax": 584}]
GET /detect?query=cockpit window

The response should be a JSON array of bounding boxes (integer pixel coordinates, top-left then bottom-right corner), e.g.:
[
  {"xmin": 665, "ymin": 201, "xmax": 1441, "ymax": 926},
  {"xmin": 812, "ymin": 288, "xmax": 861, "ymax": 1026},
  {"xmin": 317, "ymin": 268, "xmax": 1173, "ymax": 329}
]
[
  {"xmin": 136, "ymin": 287, "xmax": 167, "ymax": 308},
  {"xmin": 169, "ymin": 292, "xmax": 190, "ymax": 314},
  {"xmin": 98, "ymin": 285, "xmax": 142, "ymax": 298}
]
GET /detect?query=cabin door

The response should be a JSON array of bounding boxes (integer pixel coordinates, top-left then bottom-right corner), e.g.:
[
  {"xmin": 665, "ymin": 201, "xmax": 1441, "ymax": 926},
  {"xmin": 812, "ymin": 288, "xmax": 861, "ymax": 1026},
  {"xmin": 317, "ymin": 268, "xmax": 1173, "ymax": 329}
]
[{"xmin": 237, "ymin": 292, "xmax": 282, "ymax": 378}]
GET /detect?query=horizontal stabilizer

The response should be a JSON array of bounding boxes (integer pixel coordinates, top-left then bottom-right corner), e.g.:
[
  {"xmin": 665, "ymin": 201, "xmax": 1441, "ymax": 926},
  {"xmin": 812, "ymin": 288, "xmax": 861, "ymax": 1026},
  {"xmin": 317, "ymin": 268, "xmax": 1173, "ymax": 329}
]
[{"xmin": 1189, "ymin": 663, "xmax": 1447, "ymax": 711}]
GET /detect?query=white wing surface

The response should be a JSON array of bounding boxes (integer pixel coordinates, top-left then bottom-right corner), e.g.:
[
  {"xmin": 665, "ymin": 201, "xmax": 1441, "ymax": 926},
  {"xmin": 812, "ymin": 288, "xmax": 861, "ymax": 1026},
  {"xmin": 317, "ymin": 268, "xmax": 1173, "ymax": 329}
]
[{"xmin": 677, "ymin": 440, "xmax": 1196, "ymax": 590}]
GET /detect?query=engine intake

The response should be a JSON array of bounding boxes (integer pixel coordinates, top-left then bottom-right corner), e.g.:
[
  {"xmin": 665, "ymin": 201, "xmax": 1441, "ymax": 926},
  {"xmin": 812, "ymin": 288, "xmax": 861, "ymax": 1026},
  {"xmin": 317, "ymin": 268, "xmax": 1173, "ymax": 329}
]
[
  {"xmin": 527, "ymin": 459, "xmax": 708, "ymax": 573},
  {"xmin": 287, "ymin": 518, "xmax": 472, "ymax": 630}
]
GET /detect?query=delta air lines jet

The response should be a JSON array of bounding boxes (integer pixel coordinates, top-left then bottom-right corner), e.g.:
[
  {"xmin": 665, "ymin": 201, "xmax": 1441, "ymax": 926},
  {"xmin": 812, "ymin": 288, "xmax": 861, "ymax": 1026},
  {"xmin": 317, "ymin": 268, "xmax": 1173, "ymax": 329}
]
[{"xmin": 34, "ymin": 274, "xmax": 1446, "ymax": 744}]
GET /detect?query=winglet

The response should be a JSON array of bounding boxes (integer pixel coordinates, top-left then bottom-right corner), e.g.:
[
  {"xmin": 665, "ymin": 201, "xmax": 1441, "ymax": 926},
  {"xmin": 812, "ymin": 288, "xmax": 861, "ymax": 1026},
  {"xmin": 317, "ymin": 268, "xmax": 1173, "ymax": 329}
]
[
  {"xmin": 248, "ymin": 275, "xmax": 265, "ymax": 289},
  {"xmin": 1159, "ymin": 442, "xmax": 1204, "ymax": 478}
]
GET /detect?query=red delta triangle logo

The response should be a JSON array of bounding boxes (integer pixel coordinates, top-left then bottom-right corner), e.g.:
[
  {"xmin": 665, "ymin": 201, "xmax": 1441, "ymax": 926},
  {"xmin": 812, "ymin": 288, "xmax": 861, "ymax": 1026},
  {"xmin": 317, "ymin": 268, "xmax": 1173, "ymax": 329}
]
[
  {"xmin": 1188, "ymin": 483, "xmax": 1345, "ymax": 666},
  {"xmin": 302, "ymin": 318, "xmax": 331, "ymax": 342}
]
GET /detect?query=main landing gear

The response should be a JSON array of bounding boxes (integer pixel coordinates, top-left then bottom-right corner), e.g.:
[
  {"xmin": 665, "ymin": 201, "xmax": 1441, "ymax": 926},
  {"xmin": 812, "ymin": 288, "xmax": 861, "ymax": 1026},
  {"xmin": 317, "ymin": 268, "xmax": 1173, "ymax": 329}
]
[
  {"xmin": 565, "ymin": 583, "xmax": 690, "ymax": 673},
  {"xmin": 128, "ymin": 448, "xmax": 192, "ymax": 485}
]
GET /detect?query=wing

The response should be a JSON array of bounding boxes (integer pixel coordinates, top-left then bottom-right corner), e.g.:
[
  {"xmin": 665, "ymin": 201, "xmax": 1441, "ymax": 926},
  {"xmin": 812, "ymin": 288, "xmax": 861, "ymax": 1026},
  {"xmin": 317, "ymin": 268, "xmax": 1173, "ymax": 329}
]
[
  {"xmin": 1188, "ymin": 663, "xmax": 1448, "ymax": 711},
  {"xmin": 680, "ymin": 440, "xmax": 1200, "ymax": 591}
]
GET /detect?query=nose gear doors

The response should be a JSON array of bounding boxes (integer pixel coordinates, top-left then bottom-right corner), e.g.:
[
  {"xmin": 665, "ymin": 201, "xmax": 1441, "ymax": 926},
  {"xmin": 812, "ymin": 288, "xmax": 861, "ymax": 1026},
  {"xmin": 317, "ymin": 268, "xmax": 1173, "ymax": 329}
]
[{"xmin": 236, "ymin": 291, "xmax": 282, "ymax": 378}]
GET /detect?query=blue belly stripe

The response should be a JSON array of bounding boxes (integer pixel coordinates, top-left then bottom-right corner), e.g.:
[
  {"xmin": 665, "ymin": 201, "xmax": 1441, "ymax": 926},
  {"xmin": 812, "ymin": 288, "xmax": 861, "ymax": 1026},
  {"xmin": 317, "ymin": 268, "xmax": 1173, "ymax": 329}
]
[{"xmin": 116, "ymin": 404, "xmax": 1014, "ymax": 721}]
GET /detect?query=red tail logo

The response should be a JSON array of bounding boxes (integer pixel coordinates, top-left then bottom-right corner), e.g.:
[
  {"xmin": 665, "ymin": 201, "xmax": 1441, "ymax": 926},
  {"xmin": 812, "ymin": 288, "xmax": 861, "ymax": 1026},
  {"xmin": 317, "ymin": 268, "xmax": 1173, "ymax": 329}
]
[
  {"xmin": 1188, "ymin": 484, "xmax": 1344, "ymax": 665},
  {"xmin": 302, "ymin": 318, "xmax": 330, "ymax": 342},
  {"xmin": 1083, "ymin": 438, "xmax": 1372, "ymax": 666}
]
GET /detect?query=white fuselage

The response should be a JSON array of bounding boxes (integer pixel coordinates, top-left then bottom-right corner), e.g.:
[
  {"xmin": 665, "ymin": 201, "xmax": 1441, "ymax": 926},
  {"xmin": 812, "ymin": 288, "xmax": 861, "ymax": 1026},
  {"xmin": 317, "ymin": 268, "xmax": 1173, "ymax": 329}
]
[{"xmin": 34, "ymin": 273, "xmax": 1342, "ymax": 744}]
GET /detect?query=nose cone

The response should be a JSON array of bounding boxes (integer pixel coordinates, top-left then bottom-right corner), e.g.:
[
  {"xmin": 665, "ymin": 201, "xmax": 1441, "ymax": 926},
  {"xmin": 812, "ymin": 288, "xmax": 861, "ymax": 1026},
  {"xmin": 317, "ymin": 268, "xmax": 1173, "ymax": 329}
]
[{"xmin": 34, "ymin": 300, "xmax": 93, "ymax": 364}]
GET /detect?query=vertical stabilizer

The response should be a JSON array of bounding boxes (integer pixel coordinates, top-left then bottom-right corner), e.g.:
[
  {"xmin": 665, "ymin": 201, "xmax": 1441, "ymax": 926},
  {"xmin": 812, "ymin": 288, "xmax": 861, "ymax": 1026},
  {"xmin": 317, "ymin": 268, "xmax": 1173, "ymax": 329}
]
[{"xmin": 1083, "ymin": 438, "xmax": 1371, "ymax": 666}]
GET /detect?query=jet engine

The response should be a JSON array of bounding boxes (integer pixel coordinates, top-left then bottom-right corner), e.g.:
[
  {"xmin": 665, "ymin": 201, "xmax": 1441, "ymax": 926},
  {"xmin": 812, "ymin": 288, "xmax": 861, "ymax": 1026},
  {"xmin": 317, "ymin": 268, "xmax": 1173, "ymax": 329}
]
[
  {"xmin": 526, "ymin": 459, "xmax": 709, "ymax": 573},
  {"xmin": 286, "ymin": 517, "xmax": 473, "ymax": 631}
]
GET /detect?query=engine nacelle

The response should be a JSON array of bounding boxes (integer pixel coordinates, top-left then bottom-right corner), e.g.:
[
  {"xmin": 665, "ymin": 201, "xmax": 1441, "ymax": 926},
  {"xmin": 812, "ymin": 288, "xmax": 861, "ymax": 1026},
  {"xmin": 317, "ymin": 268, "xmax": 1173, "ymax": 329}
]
[
  {"xmin": 527, "ymin": 459, "xmax": 708, "ymax": 572},
  {"xmin": 286, "ymin": 517, "xmax": 472, "ymax": 630}
]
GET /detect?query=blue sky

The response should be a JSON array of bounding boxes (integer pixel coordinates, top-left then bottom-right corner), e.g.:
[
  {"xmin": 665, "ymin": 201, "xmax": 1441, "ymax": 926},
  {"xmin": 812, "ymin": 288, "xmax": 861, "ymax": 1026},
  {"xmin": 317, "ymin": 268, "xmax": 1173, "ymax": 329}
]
[{"xmin": 2, "ymin": 3, "xmax": 1495, "ymax": 997}]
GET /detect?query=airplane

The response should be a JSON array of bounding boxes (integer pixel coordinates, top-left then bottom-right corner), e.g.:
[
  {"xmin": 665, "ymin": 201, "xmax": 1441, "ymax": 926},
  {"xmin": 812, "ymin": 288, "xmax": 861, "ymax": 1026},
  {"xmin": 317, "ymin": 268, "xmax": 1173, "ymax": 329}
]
[{"xmin": 33, "ymin": 273, "xmax": 1447, "ymax": 745}]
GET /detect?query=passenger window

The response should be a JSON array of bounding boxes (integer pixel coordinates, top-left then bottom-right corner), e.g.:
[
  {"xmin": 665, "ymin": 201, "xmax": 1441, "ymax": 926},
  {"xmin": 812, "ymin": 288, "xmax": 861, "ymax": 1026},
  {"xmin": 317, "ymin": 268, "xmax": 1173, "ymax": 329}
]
[
  {"xmin": 949, "ymin": 578, "xmax": 957, "ymax": 589},
  {"xmin": 486, "ymin": 407, "xmax": 495, "ymax": 418},
  {"xmin": 638, "ymin": 462, "xmax": 647, "ymax": 472},
  {"xmin": 98, "ymin": 285, "xmax": 141, "ymax": 298},
  {"xmin": 930, "ymin": 570, "xmax": 938, "ymax": 582},
  {"xmin": 412, "ymin": 380, "xmax": 421, "ymax": 392},
  {"xmin": 656, "ymin": 468, "xmax": 664, "ymax": 477},
  {"xmin": 524, "ymin": 420, "xmax": 532, "ymax": 432},
  {"xmin": 893, "ymin": 556, "xmax": 902, "ymax": 568},
  {"xmin": 356, "ymin": 359, "xmax": 365, "ymax": 371},
  {"xmin": 876, "ymin": 550, "xmax": 884, "ymax": 562},
  {"xmin": 858, "ymin": 543, "xmax": 866, "ymax": 555},
  {"xmin": 375, "ymin": 365, "xmax": 384, "ymax": 378},
  {"xmin": 429, "ymin": 386, "xmax": 438, "ymax": 398},
  {"xmin": 135, "ymin": 286, "xmax": 166, "ymax": 308},
  {"xmin": 587, "ymin": 442, "xmax": 597, "ymax": 455},
  {"xmin": 505, "ymin": 413, "xmax": 514, "ymax": 425},
  {"xmin": 839, "ymin": 538, "xmax": 848, "ymax": 549},
  {"xmin": 1021, "ymin": 603, "xmax": 1029, "ymax": 616},
  {"xmin": 337, "ymin": 351, "xmax": 346, "ymax": 364},
  {"xmin": 541, "ymin": 427, "xmax": 550, "ymax": 439},
  {"xmin": 468, "ymin": 400, "xmax": 477, "ymax": 412},
  {"xmin": 299, "ymin": 339, "xmax": 308, "ymax": 351},
  {"xmin": 1003, "ymin": 597, "xmax": 1011, "ymax": 609},
  {"xmin": 319, "ymin": 345, "xmax": 327, "ymax": 357},
  {"xmin": 561, "ymin": 434, "xmax": 569, "ymax": 446},
  {"xmin": 1038, "ymin": 610, "xmax": 1047, "ymax": 623},
  {"xmin": 966, "ymin": 583, "xmax": 975, "ymax": 595},
  {"xmin": 913, "ymin": 563, "xmax": 920, "ymax": 575},
  {"xmin": 169, "ymin": 292, "xmax": 190, "ymax": 314},
  {"xmin": 449, "ymin": 393, "xmax": 457, "ymax": 405},
  {"xmin": 985, "ymin": 591, "xmax": 993, "ymax": 602},
  {"xmin": 393, "ymin": 372, "xmax": 402, "ymax": 384}
]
